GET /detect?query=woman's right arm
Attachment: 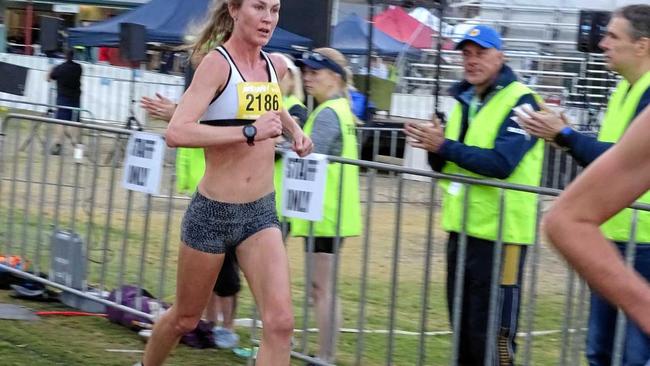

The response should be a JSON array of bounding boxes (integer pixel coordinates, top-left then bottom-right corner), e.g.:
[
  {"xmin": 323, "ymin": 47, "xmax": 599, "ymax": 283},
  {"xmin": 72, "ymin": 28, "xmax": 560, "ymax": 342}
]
[{"xmin": 165, "ymin": 52, "xmax": 281, "ymax": 148}]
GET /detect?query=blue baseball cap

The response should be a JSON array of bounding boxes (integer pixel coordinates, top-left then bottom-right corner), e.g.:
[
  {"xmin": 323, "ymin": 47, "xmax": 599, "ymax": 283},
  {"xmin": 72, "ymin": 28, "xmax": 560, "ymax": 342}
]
[
  {"xmin": 455, "ymin": 25, "xmax": 503, "ymax": 50},
  {"xmin": 296, "ymin": 51, "xmax": 347, "ymax": 78}
]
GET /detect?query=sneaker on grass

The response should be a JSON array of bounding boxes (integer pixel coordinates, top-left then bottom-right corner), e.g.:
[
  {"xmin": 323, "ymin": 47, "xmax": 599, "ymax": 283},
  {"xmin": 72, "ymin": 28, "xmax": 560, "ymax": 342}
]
[{"xmin": 213, "ymin": 326, "xmax": 240, "ymax": 349}]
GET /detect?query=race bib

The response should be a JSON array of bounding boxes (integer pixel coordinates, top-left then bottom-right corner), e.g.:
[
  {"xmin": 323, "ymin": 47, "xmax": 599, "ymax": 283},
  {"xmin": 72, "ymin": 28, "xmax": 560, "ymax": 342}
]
[{"xmin": 237, "ymin": 82, "xmax": 283, "ymax": 119}]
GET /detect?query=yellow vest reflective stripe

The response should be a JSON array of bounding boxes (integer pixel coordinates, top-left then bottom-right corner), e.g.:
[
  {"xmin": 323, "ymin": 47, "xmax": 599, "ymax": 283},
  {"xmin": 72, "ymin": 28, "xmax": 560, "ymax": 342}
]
[
  {"xmin": 441, "ymin": 82, "xmax": 544, "ymax": 244},
  {"xmin": 291, "ymin": 97, "xmax": 362, "ymax": 237},
  {"xmin": 274, "ymin": 96, "xmax": 306, "ymax": 217},
  {"xmin": 598, "ymin": 71, "xmax": 650, "ymax": 242}
]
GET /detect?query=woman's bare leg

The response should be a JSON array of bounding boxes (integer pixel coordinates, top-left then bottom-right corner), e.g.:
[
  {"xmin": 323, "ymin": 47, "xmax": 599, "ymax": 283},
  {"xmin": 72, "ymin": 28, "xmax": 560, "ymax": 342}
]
[
  {"xmin": 311, "ymin": 252, "xmax": 341, "ymax": 362},
  {"xmin": 237, "ymin": 228, "xmax": 294, "ymax": 365},
  {"xmin": 142, "ymin": 244, "xmax": 224, "ymax": 366},
  {"xmin": 204, "ymin": 293, "xmax": 219, "ymax": 323},
  {"xmin": 218, "ymin": 295, "xmax": 237, "ymax": 330}
]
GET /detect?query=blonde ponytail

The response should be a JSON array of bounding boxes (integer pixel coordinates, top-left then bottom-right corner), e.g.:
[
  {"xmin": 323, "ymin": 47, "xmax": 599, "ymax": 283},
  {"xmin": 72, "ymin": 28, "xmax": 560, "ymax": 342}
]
[{"xmin": 187, "ymin": 0, "xmax": 242, "ymax": 66}]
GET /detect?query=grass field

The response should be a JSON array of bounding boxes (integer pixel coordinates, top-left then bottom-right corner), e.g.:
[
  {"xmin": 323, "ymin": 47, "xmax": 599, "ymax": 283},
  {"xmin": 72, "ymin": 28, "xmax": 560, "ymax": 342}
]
[
  {"xmin": 0, "ymin": 290, "xmax": 265, "ymax": 366},
  {"xmin": 0, "ymin": 114, "xmax": 590, "ymax": 365}
]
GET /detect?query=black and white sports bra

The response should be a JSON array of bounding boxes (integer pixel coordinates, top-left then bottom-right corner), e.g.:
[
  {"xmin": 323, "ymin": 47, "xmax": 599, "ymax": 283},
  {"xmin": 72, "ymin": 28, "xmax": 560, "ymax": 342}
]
[{"xmin": 199, "ymin": 46, "xmax": 282, "ymax": 127}]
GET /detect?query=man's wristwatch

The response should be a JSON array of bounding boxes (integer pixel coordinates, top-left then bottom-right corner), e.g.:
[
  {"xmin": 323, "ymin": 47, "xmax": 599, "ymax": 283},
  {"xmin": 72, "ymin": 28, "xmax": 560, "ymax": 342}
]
[
  {"xmin": 243, "ymin": 125, "xmax": 257, "ymax": 146},
  {"xmin": 553, "ymin": 126, "xmax": 573, "ymax": 148}
]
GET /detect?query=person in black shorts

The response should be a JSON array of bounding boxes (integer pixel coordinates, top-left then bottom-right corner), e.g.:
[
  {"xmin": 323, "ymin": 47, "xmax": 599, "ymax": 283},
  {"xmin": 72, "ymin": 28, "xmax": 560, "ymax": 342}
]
[
  {"xmin": 138, "ymin": 0, "xmax": 312, "ymax": 364},
  {"xmin": 141, "ymin": 61, "xmax": 244, "ymax": 352},
  {"xmin": 48, "ymin": 48, "xmax": 82, "ymax": 155}
]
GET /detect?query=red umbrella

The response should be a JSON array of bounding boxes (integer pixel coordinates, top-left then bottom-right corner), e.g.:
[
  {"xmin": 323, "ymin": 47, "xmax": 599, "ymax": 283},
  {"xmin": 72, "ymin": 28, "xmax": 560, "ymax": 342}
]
[{"xmin": 373, "ymin": 6, "xmax": 434, "ymax": 49}]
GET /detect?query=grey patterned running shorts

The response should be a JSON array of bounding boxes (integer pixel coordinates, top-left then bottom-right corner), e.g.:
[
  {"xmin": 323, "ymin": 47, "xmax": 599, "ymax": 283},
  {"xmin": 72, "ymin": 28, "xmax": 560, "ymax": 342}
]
[{"xmin": 181, "ymin": 191, "xmax": 280, "ymax": 254}]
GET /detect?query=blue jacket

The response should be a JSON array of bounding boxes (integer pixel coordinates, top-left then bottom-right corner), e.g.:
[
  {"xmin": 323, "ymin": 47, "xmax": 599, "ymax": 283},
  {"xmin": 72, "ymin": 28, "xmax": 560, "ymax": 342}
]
[
  {"xmin": 561, "ymin": 88, "xmax": 650, "ymax": 166},
  {"xmin": 429, "ymin": 65, "xmax": 540, "ymax": 179}
]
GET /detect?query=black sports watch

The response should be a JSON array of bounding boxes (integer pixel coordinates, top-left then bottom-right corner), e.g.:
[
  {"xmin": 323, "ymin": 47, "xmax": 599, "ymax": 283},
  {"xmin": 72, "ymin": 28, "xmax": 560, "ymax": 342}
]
[
  {"xmin": 243, "ymin": 125, "xmax": 257, "ymax": 146},
  {"xmin": 553, "ymin": 126, "xmax": 573, "ymax": 148}
]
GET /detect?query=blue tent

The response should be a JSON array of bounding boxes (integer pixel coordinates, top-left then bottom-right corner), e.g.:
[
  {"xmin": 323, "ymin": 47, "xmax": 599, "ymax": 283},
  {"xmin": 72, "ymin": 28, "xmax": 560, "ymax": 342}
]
[
  {"xmin": 68, "ymin": 0, "xmax": 312, "ymax": 52},
  {"xmin": 331, "ymin": 14, "xmax": 419, "ymax": 57}
]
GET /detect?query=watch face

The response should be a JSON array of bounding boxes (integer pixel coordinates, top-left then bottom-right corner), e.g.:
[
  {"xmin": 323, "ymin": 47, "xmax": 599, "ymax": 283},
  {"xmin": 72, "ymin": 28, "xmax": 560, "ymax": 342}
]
[
  {"xmin": 554, "ymin": 132, "xmax": 569, "ymax": 148},
  {"xmin": 244, "ymin": 125, "xmax": 256, "ymax": 137}
]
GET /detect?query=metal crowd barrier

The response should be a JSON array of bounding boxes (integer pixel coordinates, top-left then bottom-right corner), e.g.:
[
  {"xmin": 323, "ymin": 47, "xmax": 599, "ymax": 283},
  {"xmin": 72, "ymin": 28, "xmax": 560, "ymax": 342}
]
[
  {"xmin": 0, "ymin": 98, "xmax": 99, "ymax": 153},
  {"xmin": 0, "ymin": 114, "xmax": 645, "ymax": 365},
  {"xmin": 0, "ymin": 53, "xmax": 185, "ymax": 125},
  {"xmin": 0, "ymin": 98, "xmax": 96, "ymax": 120},
  {"xmin": 355, "ymin": 124, "xmax": 592, "ymax": 192}
]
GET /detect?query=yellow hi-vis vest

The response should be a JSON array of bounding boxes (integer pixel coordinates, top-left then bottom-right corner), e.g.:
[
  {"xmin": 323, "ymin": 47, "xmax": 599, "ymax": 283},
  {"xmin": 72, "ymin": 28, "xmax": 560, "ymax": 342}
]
[
  {"xmin": 441, "ymin": 82, "xmax": 544, "ymax": 244},
  {"xmin": 598, "ymin": 71, "xmax": 650, "ymax": 242},
  {"xmin": 176, "ymin": 147, "xmax": 205, "ymax": 195},
  {"xmin": 291, "ymin": 97, "xmax": 362, "ymax": 237},
  {"xmin": 274, "ymin": 95, "xmax": 306, "ymax": 217}
]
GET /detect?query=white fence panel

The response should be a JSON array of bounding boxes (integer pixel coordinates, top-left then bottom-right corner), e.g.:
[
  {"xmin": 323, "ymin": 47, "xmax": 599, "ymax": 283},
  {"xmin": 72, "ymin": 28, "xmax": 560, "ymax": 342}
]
[{"xmin": 0, "ymin": 53, "xmax": 184, "ymax": 124}]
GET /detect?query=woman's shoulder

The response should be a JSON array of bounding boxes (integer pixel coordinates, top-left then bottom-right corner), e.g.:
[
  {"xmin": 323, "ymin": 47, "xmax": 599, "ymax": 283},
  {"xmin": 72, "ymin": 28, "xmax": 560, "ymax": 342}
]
[
  {"xmin": 267, "ymin": 53, "xmax": 288, "ymax": 79},
  {"xmin": 188, "ymin": 50, "xmax": 232, "ymax": 89},
  {"xmin": 316, "ymin": 97, "xmax": 349, "ymax": 115},
  {"xmin": 198, "ymin": 50, "xmax": 230, "ymax": 68},
  {"xmin": 314, "ymin": 106, "xmax": 340, "ymax": 124},
  {"xmin": 192, "ymin": 51, "xmax": 230, "ymax": 77},
  {"xmin": 192, "ymin": 49, "xmax": 230, "ymax": 74}
]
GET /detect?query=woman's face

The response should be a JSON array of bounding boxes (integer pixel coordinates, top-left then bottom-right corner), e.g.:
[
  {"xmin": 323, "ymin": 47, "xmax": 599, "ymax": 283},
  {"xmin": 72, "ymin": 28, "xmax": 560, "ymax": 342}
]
[
  {"xmin": 231, "ymin": 0, "xmax": 280, "ymax": 46},
  {"xmin": 303, "ymin": 68, "xmax": 339, "ymax": 102}
]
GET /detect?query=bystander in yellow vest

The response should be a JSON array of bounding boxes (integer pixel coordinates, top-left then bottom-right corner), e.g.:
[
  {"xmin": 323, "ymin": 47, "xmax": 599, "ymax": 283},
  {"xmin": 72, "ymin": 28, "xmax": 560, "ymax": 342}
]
[
  {"xmin": 291, "ymin": 97, "xmax": 362, "ymax": 237},
  {"xmin": 598, "ymin": 71, "xmax": 650, "ymax": 242},
  {"xmin": 441, "ymin": 82, "xmax": 544, "ymax": 244}
]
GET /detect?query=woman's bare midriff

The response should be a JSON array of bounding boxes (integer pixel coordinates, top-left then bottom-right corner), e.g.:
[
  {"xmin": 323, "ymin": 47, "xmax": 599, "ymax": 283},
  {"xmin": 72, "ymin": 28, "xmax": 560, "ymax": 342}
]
[{"xmin": 197, "ymin": 138, "xmax": 277, "ymax": 203}]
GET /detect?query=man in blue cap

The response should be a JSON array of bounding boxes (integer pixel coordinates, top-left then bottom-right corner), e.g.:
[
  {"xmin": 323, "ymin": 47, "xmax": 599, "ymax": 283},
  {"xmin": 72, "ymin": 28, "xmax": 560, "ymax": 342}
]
[{"xmin": 406, "ymin": 25, "xmax": 544, "ymax": 365}]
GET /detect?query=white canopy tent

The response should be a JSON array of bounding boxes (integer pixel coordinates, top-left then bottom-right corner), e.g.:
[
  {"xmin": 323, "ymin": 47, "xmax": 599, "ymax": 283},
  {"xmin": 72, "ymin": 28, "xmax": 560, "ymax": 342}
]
[{"xmin": 408, "ymin": 7, "xmax": 455, "ymax": 36}]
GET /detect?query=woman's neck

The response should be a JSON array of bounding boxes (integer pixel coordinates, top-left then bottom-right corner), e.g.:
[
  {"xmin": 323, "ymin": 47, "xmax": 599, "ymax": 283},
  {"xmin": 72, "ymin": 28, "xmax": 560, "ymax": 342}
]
[
  {"xmin": 315, "ymin": 88, "xmax": 341, "ymax": 104},
  {"xmin": 223, "ymin": 35, "xmax": 262, "ymax": 69}
]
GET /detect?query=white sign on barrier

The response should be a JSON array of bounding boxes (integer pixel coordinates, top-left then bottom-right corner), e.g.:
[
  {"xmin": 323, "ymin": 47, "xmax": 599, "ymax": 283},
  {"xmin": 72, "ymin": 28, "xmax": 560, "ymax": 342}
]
[
  {"xmin": 281, "ymin": 152, "xmax": 328, "ymax": 221},
  {"xmin": 122, "ymin": 132, "xmax": 165, "ymax": 195}
]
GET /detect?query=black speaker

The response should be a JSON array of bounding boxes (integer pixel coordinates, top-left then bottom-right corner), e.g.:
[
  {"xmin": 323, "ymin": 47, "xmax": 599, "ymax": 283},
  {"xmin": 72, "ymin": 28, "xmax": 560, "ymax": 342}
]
[
  {"xmin": 577, "ymin": 10, "xmax": 611, "ymax": 53},
  {"xmin": 279, "ymin": 0, "xmax": 332, "ymax": 48},
  {"xmin": 0, "ymin": 61, "xmax": 29, "ymax": 96},
  {"xmin": 119, "ymin": 22, "xmax": 147, "ymax": 62},
  {"xmin": 40, "ymin": 16, "xmax": 62, "ymax": 52}
]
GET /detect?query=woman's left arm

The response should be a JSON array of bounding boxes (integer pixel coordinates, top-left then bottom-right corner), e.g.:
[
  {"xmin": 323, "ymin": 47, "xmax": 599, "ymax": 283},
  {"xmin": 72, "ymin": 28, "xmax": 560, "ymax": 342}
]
[
  {"xmin": 280, "ymin": 108, "xmax": 312, "ymax": 157},
  {"xmin": 279, "ymin": 109, "xmax": 303, "ymax": 138},
  {"xmin": 269, "ymin": 53, "xmax": 312, "ymax": 156}
]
